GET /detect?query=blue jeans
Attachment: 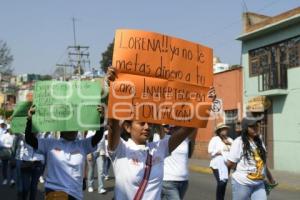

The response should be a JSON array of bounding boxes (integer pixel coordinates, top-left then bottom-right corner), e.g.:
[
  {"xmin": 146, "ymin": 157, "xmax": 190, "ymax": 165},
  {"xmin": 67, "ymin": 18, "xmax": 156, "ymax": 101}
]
[
  {"xmin": 103, "ymin": 156, "xmax": 111, "ymax": 177},
  {"xmin": 212, "ymin": 169, "xmax": 228, "ymax": 200},
  {"xmin": 96, "ymin": 155, "xmax": 105, "ymax": 191},
  {"xmin": 1, "ymin": 159, "xmax": 15, "ymax": 181},
  {"xmin": 87, "ymin": 156, "xmax": 105, "ymax": 191},
  {"xmin": 161, "ymin": 180, "xmax": 189, "ymax": 200},
  {"xmin": 87, "ymin": 157, "xmax": 96, "ymax": 188},
  {"xmin": 232, "ymin": 178, "xmax": 267, "ymax": 200}
]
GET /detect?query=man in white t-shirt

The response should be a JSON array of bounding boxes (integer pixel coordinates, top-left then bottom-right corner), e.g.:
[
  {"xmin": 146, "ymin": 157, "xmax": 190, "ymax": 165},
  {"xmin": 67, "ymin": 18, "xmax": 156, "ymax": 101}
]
[
  {"xmin": 25, "ymin": 105, "xmax": 105, "ymax": 200},
  {"xmin": 160, "ymin": 124, "xmax": 193, "ymax": 200},
  {"xmin": 162, "ymin": 137, "xmax": 190, "ymax": 200},
  {"xmin": 86, "ymin": 130, "xmax": 106, "ymax": 194},
  {"xmin": 102, "ymin": 130, "xmax": 111, "ymax": 180}
]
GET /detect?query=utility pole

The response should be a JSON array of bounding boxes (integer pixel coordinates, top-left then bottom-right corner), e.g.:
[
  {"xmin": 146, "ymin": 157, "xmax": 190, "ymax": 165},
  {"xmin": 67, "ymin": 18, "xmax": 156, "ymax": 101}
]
[
  {"xmin": 55, "ymin": 17, "xmax": 90, "ymax": 81},
  {"xmin": 72, "ymin": 17, "xmax": 77, "ymax": 46},
  {"xmin": 55, "ymin": 63, "xmax": 73, "ymax": 81}
]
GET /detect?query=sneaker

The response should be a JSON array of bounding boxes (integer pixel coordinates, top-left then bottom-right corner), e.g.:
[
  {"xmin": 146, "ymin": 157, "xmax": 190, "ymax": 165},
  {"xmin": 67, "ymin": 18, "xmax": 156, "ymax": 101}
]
[
  {"xmin": 104, "ymin": 175, "xmax": 109, "ymax": 180},
  {"xmin": 2, "ymin": 179, "xmax": 8, "ymax": 185},
  {"xmin": 9, "ymin": 180, "xmax": 15, "ymax": 187},
  {"xmin": 98, "ymin": 188, "xmax": 106, "ymax": 194},
  {"xmin": 88, "ymin": 187, "xmax": 94, "ymax": 193},
  {"xmin": 39, "ymin": 176, "xmax": 44, "ymax": 183}
]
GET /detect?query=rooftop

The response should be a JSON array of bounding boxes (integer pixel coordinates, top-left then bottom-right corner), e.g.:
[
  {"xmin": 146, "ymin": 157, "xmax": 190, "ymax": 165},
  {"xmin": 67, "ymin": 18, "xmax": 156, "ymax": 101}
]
[{"xmin": 237, "ymin": 7, "xmax": 300, "ymax": 41}]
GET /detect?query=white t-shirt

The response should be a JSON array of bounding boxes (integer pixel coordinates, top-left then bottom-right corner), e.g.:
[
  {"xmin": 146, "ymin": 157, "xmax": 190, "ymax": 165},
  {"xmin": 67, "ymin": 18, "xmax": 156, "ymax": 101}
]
[
  {"xmin": 228, "ymin": 136, "xmax": 266, "ymax": 185},
  {"xmin": 0, "ymin": 132, "xmax": 15, "ymax": 148},
  {"xmin": 86, "ymin": 130, "xmax": 96, "ymax": 138},
  {"xmin": 19, "ymin": 140, "xmax": 45, "ymax": 162},
  {"xmin": 38, "ymin": 137, "xmax": 96, "ymax": 200},
  {"xmin": 208, "ymin": 136, "xmax": 233, "ymax": 169},
  {"xmin": 109, "ymin": 137, "xmax": 170, "ymax": 200},
  {"xmin": 99, "ymin": 130, "xmax": 108, "ymax": 156},
  {"xmin": 163, "ymin": 136, "xmax": 189, "ymax": 181},
  {"xmin": 0, "ymin": 127, "xmax": 7, "ymax": 135},
  {"xmin": 152, "ymin": 133, "xmax": 161, "ymax": 142}
]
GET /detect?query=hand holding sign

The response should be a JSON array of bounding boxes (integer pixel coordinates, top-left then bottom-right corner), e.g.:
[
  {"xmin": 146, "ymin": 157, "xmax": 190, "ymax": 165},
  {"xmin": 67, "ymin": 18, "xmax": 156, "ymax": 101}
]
[
  {"xmin": 28, "ymin": 105, "xmax": 36, "ymax": 119},
  {"xmin": 107, "ymin": 67, "xmax": 118, "ymax": 83}
]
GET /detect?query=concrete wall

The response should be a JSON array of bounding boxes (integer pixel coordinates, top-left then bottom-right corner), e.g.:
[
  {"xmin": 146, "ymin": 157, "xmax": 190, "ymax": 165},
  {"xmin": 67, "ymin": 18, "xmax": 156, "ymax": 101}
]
[{"xmin": 241, "ymin": 22, "xmax": 300, "ymax": 173}]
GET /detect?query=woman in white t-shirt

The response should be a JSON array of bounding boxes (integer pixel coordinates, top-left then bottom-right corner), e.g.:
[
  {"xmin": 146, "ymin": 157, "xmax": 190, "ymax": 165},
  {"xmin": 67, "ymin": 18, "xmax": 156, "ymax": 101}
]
[
  {"xmin": 106, "ymin": 67, "xmax": 216, "ymax": 200},
  {"xmin": 208, "ymin": 122, "xmax": 233, "ymax": 200},
  {"xmin": 227, "ymin": 118, "xmax": 267, "ymax": 200}
]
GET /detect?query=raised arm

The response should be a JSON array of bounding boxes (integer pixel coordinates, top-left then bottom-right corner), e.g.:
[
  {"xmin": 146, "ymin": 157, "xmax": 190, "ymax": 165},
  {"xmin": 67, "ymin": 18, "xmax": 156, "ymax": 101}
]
[
  {"xmin": 168, "ymin": 127, "xmax": 196, "ymax": 153},
  {"xmin": 107, "ymin": 119, "xmax": 122, "ymax": 151},
  {"xmin": 25, "ymin": 105, "xmax": 38, "ymax": 149},
  {"xmin": 169, "ymin": 86, "xmax": 216, "ymax": 153},
  {"xmin": 104, "ymin": 66, "xmax": 123, "ymax": 151},
  {"xmin": 91, "ymin": 105, "xmax": 105, "ymax": 147}
]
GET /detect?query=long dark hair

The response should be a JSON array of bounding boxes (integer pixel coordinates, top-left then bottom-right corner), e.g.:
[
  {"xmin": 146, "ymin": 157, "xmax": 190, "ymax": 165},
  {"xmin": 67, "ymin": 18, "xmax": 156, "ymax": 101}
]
[
  {"xmin": 121, "ymin": 120, "xmax": 132, "ymax": 141},
  {"xmin": 241, "ymin": 127, "xmax": 266, "ymax": 164}
]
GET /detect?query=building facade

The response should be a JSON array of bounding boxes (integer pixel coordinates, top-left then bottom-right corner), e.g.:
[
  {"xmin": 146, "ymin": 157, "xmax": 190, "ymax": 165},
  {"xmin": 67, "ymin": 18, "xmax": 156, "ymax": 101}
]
[
  {"xmin": 193, "ymin": 67, "xmax": 243, "ymax": 159},
  {"xmin": 238, "ymin": 7, "xmax": 300, "ymax": 173}
]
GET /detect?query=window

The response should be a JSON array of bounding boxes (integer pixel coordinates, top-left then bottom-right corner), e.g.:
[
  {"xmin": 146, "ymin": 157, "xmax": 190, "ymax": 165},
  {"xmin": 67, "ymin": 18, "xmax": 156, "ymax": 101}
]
[
  {"xmin": 225, "ymin": 109, "xmax": 238, "ymax": 125},
  {"xmin": 249, "ymin": 35, "xmax": 300, "ymax": 77}
]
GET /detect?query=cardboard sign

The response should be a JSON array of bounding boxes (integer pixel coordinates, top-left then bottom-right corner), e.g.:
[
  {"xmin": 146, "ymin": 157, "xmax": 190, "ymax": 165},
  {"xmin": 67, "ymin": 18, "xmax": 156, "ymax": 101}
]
[
  {"xmin": 11, "ymin": 101, "xmax": 32, "ymax": 134},
  {"xmin": 113, "ymin": 29, "xmax": 212, "ymax": 86},
  {"xmin": 12, "ymin": 101, "xmax": 32, "ymax": 117},
  {"xmin": 108, "ymin": 29, "xmax": 213, "ymax": 128},
  {"xmin": 32, "ymin": 80, "xmax": 101, "ymax": 132},
  {"xmin": 11, "ymin": 117, "xmax": 28, "ymax": 134}
]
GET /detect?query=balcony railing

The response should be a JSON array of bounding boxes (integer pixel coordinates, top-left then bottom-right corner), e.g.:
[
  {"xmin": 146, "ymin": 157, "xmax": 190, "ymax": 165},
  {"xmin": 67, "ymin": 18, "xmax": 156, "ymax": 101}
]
[{"xmin": 258, "ymin": 63, "xmax": 288, "ymax": 92}]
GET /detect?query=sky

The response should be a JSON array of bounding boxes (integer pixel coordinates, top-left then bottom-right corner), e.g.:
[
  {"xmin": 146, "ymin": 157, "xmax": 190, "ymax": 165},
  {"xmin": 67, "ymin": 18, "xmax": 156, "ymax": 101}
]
[{"xmin": 1, "ymin": 0, "xmax": 299, "ymax": 75}]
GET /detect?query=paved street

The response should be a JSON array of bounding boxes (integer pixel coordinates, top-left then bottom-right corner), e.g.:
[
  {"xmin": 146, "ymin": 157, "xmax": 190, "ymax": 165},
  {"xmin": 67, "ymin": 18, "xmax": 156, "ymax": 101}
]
[{"xmin": 1, "ymin": 170, "xmax": 300, "ymax": 200}]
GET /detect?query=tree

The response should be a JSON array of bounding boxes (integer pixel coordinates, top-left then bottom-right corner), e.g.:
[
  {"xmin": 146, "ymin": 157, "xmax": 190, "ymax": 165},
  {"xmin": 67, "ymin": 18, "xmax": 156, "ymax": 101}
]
[
  {"xmin": 0, "ymin": 40, "xmax": 13, "ymax": 75},
  {"xmin": 40, "ymin": 74, "xmax": 53, "ymax": 80},
  {"xmin": 100, "ymin": 41, "xmax": 114, "ymax": 73}
]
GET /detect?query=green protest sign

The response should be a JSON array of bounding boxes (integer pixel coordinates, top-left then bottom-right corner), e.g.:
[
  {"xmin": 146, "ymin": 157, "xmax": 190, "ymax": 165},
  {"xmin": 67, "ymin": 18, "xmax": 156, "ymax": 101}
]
[
  {"xmin": 32, "ymin": 80, "xmax": 101, "ymax": 132},
  {"xmin": 11, "ymin": 101, "xmax": 32, "ymax": 134},
  {"xmin": 11, "ymin": 117, "xmax": 27, "ymax": 134},
  {"xmin": 12, "ymin": 101, "xmax": 32, "ymax": 117}
]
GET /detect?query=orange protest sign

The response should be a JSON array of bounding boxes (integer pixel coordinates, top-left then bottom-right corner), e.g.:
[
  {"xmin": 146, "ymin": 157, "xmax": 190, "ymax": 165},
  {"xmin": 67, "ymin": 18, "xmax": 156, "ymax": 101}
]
[
  {"xmin": 113, "ymin": 29, "xmax": 213, "ymax": 87},
  {"xmin": 108, "ymin": 29, "xmax": 213, "ymax": 128},
  {"xmin": 108, "ymin": 74, "xmax": 212, "ymax": 127}
]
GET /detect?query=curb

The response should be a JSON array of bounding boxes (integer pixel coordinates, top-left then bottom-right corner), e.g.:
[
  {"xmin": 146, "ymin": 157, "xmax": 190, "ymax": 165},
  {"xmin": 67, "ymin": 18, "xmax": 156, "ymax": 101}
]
[
  {"xmin": 189, "ymin": 164, "xmax": 212, "ymax": 175},
  {"xmin": 189, "ymin": 164, "xmax": 300, "ymax": 192}
]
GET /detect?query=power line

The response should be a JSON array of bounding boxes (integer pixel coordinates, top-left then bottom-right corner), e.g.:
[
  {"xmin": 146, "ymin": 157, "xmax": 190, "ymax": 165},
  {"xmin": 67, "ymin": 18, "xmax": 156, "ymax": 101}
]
[{"xmin": 200, "ymin": 0, "xmax": 284, "ymax": 41}]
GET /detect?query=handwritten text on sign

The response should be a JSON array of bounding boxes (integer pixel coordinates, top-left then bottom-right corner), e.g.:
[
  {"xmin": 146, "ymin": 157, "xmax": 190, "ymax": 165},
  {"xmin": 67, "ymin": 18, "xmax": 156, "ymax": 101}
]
[
  {"xmin": 108, "ymin": 74, "xmax": 212, "ymax": 127},
  {"xmin": 33, "ymin": 80, "xmax": 101, "ymax": 132},
  {"xmin": 113, "ymin": 29, "xmax": 212, "ymax": 87},
  {"xmin": 108, "ymin": 29, "xmax": 213, "ymax": 128}
]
